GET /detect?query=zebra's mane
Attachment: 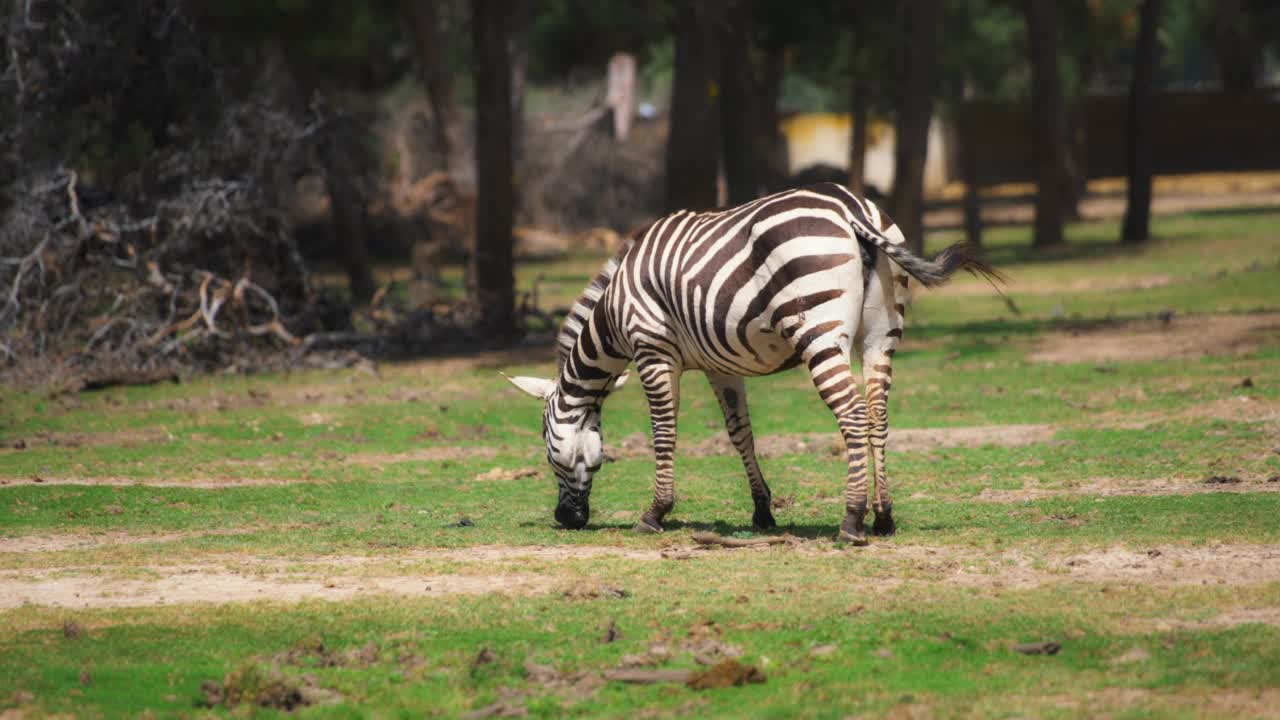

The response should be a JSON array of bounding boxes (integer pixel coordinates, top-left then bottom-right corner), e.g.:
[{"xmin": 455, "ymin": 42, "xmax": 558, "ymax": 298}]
[{"xmin": 556, "ymin": 234, "xmax": 637, "ymax": 371}]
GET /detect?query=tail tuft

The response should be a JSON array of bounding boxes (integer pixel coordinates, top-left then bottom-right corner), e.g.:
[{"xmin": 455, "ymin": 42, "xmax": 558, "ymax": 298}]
[{"xmin": 925, "ymin": 242, "xmax": 1009, "ymax": 290}]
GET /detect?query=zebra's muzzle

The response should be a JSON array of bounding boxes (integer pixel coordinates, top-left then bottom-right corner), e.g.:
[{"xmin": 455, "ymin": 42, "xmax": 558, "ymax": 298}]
[{"xmin": 554, "ymin": 500, "xmax": 590, "ymax": 530}]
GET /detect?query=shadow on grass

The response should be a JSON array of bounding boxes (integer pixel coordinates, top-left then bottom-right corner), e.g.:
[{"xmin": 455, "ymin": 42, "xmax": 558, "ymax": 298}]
[{"xmin": 523, "ymin": 519, "xmax": 843, "ymax": 540}]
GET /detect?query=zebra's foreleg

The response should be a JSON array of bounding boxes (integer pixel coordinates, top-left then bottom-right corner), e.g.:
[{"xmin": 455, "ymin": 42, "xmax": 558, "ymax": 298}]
[
  {"xmin": 636, "ymin": 357, "xmax": 681, "ymax": 533},
  {"xmin": 706, "ymin": 372, "xmax": 776, "ymax": 530},
  {"xmin": 805, "ymin": 345, "xmax": 872, "ymax": 546}
]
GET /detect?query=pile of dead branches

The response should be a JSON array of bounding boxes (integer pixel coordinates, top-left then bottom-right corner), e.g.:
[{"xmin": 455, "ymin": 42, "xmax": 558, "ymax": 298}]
[{"xmin": 0, "ymin": 0, "xmax": 355, "ymax": 385}]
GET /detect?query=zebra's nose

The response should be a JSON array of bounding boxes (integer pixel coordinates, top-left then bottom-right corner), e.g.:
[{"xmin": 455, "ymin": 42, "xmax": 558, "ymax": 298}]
[{"xmin": 555, "ymin": 502, "xmax": 589, "ymax": 530}]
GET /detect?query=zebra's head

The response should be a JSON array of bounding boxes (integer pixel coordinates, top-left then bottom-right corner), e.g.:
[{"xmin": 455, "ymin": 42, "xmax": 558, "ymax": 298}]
[{"xmin": 506, "ymin": 372, "xmax": 630, "ymax": 529}]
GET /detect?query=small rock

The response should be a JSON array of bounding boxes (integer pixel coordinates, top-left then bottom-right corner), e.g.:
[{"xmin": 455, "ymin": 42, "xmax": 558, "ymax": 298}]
[
  {"xmin": 1012, "ymin": 641, "xmax": 1061, "ymax": 656},
  {"xmin": 523, "ymin": 660, "xmax": 559, "ymax": 684},
  {"xmin": 618, "ymin": 654, "xmax": 656, "ymax": 668},
  {"xmin": 1110, "ymin": 646, "xmax": 1150, "ymax": 665}
]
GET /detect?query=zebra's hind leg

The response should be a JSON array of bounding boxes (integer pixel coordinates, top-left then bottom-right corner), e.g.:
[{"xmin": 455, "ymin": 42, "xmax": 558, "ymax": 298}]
[
  {"xmin": 706, "ymin": 372, "xmax": 776, "ymax": 530},
  {"xmin": 804, "ymin": 345, "xmax": 872, "ymax": 546},
  {"xmin": 863, "ymin": 349, "xmax": 896, "ymax": 536},
  {"xmin": 635, "ymin": 356, "xmax": 682, "ymax": 533},
  {"xmin": 860, "ymin": 249, "xmax": 908, "ymax": 537}
]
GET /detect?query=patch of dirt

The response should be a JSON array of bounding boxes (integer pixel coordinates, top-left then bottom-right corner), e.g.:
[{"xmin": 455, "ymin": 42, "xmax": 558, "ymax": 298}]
[
  {"xmin": 1012, "ymin": 687, "xmax": 1280, "ymax": 719},
  {"xmin": 0, "ymin": 475, "xmax": 321, "ymax": 488},
  {"xmin": 1156, "ymin": 607, "xmax": 1280, "ymax": 630},
  {"xmin": 0, "ymin": 569, "xmax": 552, "ymax": 609},
  {"xmin": 871, "ymin": 543, "xmax": 1280, "ymax": 590},
  {"xmin": 412, "ymin": 545, "xmax": 660, "ymax": 562},
  {"xmin": 339, "ymin": 446, "xmax": 501, "ymax": 467},
  {"xmin": 612, "ymin": 424, "xmax": 1055, "ymax": 459},
  {"xmin": 974, "ymin": 476, "xmax": 1280, "ymax": 502},
  {"xmin": 1030, "ymin": 313, "xmax": 1280, "ymax": 365},
  {"xmin": 0, "ymin": 529, "xmax": 259, "ymax": 553},
  {"xmin": 0, "ymin": 428, "xmax": 173, "ymax": 451}
]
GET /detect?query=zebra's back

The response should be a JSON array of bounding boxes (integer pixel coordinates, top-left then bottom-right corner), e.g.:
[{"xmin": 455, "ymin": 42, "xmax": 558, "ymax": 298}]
[{"xmin": 606, "ymin": 185, "xmax": 876, "ymax": 376}]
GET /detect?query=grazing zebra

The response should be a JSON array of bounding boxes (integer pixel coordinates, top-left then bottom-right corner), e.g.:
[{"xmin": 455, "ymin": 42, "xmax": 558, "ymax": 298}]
[{"xmin": 508, "ymin": 183, "xmax": 1002, "ymax": 545}]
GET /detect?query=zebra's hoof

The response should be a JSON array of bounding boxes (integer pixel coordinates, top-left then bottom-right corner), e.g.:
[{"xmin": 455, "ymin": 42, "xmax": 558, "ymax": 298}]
[
  {"xmin": 752, "ymin": 508, "xmax": 777, "ymax": 530},
  {"xmin": 838, "ymin": 511, "xmax": 867, "ymax": 546},
  {"xmin": 634, "ymin": 517, "xmax": 664, "ymax": 534},
  {"xmin": 837, "ymin": 529, "xmax": 869, "ymax": 546},
  {"xmin": 872, "ymin": 511, "xmax": 896, "ymax": 537}
]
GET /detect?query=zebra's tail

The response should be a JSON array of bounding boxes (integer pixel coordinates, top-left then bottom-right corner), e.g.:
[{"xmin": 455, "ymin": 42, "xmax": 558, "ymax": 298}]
[
  {"xmin": 881, "ymin": 240, "xmax": 1009, "ymax": 290},
  {"xmin": 818, "ymin": 182, "xmax": 1007, "ymax": 290}
]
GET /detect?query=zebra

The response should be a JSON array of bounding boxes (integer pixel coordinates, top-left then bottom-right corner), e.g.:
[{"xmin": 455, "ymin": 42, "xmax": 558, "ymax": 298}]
[{"xmin": 507, "ymin": 182, "xmax": 1003, "ymax": 545}]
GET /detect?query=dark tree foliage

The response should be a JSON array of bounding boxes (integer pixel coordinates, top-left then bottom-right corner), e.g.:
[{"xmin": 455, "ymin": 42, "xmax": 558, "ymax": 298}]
[{"xmin": 0, "ymin": 1, "xmax": 353, "ymax": 379}]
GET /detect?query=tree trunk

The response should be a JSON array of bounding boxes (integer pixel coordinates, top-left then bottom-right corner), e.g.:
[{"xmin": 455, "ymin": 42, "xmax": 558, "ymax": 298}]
[
  {"xmin": 665, "ymin": 2, "xmax": 720, "ymax": 212},
  {"xmin": 848, "ymin": 79, "xmax": 868, "ymax": 195},
  {"xmin": 889, "ymin": 0, "xmax": 938, "ymax": 255},
  {"xmin": 1213, "ymin": 0, "xmax": 1261, "ymax": 92},
  {"xmin": 1024, "ymin": 0, "xmax": 1069, "ymax": 248},
  {"xmin": 405, "ymin": 0, "xmax": 468, "ymax": 183},
  {"xmin": 508, "ymin": 0, "xmax": 533, "ymax": 168},
  {"xmin": 326, "ymin": 175, "xmax": 377, "ymax": 305},
  {"xmin": 960, "ymin": 103, "xmax": 983, "ymax": 247},
  {"xmin": 755, "ymin": 45, "xmax": 788, "ymax": 192},
  {"xmin": 471, "ymin": 0, "xmax": 514, "ymax": 332},
  {"xmin": 719, "ymin": 0, "xmax": 759, "ymax": 206},
  {"xmin": 1122, "ymin": 0, "xmax": 1162, "ymax": 245},
  {"xmin": 262, "ymin": 39, "xmax": 375, "ymax": 305}
]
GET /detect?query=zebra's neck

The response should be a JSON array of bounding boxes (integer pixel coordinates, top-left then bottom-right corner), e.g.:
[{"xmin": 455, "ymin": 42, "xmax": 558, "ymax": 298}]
[
  {"xmin": 556, "ymin": 237, "xmax": 634, "ymax": 370},
  {"xmin": 553, "ymin": 238, "xmax": 634, "ymax": 409}
]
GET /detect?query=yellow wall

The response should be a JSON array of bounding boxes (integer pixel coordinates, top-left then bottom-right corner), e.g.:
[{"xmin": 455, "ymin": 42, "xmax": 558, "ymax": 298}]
[{"xmin": 779, "ymin": 112, "xmax": 949, "ymax": 196}]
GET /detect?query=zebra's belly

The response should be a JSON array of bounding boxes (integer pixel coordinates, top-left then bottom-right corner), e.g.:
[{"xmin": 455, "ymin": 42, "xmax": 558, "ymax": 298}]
[{"xmin": 676, "ymin": 321, "xmax": 799, "ymax": 377}]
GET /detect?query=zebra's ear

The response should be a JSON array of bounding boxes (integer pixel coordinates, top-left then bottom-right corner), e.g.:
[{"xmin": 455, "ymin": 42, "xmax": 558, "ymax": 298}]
[
  {"xmin": 608, "ymin": 371, "xmax": 631, "ymax": 392},
  {"xmin": 504, "ymin": 374, "xmax": 556, "ymax": 400}
]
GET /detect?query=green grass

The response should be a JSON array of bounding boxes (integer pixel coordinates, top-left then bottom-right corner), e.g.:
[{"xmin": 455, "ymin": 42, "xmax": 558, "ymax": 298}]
[{"xmin": 1, "ymin": 206, "xmax": 1279, "ymax": 717}]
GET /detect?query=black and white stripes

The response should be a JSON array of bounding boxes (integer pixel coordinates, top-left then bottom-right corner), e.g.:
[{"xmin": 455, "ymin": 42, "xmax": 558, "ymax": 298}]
[{"xmin": 509, "ymin": 182, "xmax": 1003, "ymax": 543}]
